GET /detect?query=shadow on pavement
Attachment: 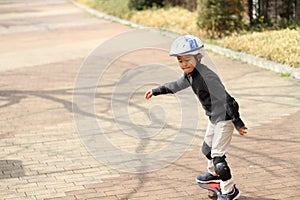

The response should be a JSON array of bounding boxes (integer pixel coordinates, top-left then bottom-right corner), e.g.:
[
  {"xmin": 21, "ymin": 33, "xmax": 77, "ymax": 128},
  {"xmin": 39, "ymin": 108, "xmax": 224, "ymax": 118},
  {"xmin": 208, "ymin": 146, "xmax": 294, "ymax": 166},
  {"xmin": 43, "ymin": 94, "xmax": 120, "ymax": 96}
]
[
  {"xmin": 0, "ymin": 160, "xmax": 24, "ymax": 179},
  {"xmin": 239, "ymin": 197, "xmax": 275, "ymax": 200}
]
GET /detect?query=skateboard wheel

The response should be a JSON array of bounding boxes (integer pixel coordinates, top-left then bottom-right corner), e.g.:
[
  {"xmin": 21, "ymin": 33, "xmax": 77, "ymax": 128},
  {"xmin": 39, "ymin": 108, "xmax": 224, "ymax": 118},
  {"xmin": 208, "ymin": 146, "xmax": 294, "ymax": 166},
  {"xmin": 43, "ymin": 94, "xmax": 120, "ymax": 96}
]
[{"xmin": 208, "ymin": 190, "xmax": 217, "ymax": 199}]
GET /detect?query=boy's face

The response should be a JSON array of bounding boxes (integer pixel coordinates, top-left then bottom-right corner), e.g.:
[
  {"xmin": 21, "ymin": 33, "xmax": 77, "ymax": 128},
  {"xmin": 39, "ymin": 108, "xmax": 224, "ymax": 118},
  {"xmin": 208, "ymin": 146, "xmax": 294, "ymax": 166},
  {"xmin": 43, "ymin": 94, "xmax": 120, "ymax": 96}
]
[{"xmin": 177, "ymin": 55, "xmax": 197, "ymax": 73}]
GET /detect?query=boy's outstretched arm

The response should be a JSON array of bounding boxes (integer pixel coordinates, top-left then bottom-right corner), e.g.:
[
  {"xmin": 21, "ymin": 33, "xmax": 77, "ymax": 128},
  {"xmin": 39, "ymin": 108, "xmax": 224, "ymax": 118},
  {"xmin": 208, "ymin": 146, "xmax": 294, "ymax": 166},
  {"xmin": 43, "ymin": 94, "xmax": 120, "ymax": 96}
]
[
  {"xmin": 145, "ymin": 89, "xmax": 153, "ymax": 100},
  {"xmin": 144, "ymin": 75, "xmax": 190, "ymax": 100}
]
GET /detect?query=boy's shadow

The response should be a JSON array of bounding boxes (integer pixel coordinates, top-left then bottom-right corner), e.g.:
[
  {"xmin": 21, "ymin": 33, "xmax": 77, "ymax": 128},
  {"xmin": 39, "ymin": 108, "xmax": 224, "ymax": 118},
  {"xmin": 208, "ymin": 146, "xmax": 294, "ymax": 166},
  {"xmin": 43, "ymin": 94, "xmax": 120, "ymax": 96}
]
[
  {"xmin": 211, "ymin": 196, "xmax": 274, "ymax": 200},
  {"xmin": 238, "ymin": 197, "xmax": 275, "ymax": 200}
]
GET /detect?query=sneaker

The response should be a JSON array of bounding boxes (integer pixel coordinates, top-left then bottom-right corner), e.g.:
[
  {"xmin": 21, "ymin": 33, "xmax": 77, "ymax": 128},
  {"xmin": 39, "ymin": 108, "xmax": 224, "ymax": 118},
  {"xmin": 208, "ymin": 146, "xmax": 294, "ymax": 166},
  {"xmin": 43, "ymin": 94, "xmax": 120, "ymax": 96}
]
[
  {"xmin": 217, "ymin": 185, "xmax": 240, "ymax": 200},
  {"xmin": 196, "ymin": 172, "xmax": 221, "ymax": 183}
]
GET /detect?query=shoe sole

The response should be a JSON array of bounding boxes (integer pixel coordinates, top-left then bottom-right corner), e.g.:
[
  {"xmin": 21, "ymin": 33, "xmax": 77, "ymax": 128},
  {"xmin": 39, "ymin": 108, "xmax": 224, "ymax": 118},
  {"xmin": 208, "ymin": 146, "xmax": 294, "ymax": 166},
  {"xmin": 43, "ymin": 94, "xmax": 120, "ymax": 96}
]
[
  {"xmin": 217, "ymin": 193, "xmax": 241, "ymax": 200},
  {"xmin": 195, "ymin": 177, "xmax": 221, "ymax": 184}
]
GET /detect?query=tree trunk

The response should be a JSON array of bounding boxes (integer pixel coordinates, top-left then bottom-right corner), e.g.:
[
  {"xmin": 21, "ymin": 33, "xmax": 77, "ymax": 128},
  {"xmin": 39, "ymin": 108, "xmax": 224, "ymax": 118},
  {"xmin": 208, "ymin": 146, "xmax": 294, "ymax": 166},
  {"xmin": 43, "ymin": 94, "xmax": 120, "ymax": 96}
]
[
  {"xmin": 248, "ymin": 0, "xmax": 253, "ymax": 23},
  {"xmin": 295, "ymin": 0, "xmax": 300, "ymax": 21}
]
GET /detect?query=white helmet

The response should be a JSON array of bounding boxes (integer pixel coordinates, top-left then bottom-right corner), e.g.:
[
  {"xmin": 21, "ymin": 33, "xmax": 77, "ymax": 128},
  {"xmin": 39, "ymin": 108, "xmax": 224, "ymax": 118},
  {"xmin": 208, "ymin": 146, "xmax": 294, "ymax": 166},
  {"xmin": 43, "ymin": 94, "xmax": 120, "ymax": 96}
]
[{"xmin": 169, "ymin": 35, "xmax": 205, "ymax": 56}]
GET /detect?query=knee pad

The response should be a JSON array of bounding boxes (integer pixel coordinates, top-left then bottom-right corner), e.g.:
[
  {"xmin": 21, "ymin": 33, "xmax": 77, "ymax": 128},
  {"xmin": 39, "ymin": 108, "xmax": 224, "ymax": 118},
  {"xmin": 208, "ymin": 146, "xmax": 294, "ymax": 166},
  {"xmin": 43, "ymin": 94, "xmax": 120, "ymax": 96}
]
[
  {"xmin": 202, "ymin": 142, "xmax": 212, "ymax": 160},
  {"xmin": 213, "ymin": 156, "xmax": 232, "ymax": 181}
]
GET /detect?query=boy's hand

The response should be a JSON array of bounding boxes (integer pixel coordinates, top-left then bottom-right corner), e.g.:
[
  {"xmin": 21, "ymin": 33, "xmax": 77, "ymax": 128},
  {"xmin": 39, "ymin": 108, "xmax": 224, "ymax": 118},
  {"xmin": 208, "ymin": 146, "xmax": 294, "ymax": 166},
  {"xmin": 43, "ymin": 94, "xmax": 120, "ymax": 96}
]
[
  {"xmin": 238, "ymin": 126, "xmax": 248, "ymax": 135},
  {"xmin": 145, "ymin": 89, "xmax": 153, "ymax": 100}
]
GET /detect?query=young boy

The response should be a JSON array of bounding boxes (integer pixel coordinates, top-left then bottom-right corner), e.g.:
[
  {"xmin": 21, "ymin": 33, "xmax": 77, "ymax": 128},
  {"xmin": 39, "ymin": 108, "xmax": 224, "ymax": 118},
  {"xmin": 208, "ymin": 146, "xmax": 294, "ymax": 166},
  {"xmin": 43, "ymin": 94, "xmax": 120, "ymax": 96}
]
[{"xmin": 145, "ymin": 35, "xmax": 247, "ymax": 200}]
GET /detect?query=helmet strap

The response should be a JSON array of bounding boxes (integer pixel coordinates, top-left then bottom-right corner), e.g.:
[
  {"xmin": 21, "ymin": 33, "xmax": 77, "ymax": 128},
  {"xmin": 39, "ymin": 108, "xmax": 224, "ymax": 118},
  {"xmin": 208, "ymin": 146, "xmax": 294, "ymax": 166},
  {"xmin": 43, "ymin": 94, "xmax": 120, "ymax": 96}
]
[{"xmin": 194, "ymin": 54, "xmax": 201, "ymax": 64}]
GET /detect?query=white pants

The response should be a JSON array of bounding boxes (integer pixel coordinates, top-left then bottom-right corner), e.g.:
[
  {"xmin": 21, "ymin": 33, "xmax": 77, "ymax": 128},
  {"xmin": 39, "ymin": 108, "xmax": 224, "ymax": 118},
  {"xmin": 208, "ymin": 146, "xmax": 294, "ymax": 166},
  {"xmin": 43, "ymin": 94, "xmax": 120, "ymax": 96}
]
[{"xmin": 204, "ymin": 120, "xmax": 234, "ymax": 194}]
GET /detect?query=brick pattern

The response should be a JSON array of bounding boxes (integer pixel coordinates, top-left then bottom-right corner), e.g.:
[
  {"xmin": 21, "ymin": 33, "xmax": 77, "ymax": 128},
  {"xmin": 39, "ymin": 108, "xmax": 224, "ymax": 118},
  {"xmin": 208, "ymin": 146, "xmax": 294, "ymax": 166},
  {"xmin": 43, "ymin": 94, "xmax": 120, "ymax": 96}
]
[
  {"xmin": 0, "ymin": 0, "xmax": 128, "ymax": 199},
  {"xmin": 1, "ymin": 0, "xmax": 300, "ymax": 199},
  {"xmin": 49, "ymin": 111, "xmax": 300, "ymax": 200}
]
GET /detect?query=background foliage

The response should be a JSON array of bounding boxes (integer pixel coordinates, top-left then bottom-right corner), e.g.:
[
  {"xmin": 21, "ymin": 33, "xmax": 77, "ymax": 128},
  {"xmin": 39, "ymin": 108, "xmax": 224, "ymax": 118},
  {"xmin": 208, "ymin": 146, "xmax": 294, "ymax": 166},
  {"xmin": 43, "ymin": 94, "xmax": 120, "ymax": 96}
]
[
  {"xmin": 128, "ymin": 0, "xmax": 164, "ymax": 10},
  {"xmin": 197, "ymin": 0, "xmax": 245, "ymax": 37},
  {"xmin": 76, "ymin": 0, "xmax": 300, "ymax": 68}
]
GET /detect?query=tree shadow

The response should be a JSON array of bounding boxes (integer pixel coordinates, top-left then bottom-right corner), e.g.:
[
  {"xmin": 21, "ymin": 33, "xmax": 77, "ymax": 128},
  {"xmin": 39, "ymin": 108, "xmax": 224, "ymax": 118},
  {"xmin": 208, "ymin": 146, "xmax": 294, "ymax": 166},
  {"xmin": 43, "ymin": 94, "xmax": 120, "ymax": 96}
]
[
  {"xmin": 0, "ymin": 160, "xmax": 25, "ymax": 179},
  {"xmin": 0, "ymin": 83, "xmax": 299, "ymax": 199}
]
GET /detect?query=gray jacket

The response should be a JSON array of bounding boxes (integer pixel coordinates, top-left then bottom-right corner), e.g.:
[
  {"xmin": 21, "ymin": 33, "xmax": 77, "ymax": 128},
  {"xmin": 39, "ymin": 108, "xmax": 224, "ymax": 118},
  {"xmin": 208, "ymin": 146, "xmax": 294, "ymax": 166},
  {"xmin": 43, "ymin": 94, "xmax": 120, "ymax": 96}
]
[{"xmin": 152, "ymin": 62, "xmax": 245, "ymax": 130}]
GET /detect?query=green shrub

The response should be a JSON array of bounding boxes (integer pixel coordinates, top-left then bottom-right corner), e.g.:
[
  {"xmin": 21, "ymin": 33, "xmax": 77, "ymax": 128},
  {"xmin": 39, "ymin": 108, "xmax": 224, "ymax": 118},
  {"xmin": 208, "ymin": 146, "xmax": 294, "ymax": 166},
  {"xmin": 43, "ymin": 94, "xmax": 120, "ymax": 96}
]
[
  {"xmin": 164, "ymin": 0, "xmax": 197, "ymax": 11},
  {"xmin": 197, "ymin": 0, "xmax": 245, "ymax": 38},
  {"xmin": 128, "ymin": 0, "xmax": 164, "ymax": 10}
]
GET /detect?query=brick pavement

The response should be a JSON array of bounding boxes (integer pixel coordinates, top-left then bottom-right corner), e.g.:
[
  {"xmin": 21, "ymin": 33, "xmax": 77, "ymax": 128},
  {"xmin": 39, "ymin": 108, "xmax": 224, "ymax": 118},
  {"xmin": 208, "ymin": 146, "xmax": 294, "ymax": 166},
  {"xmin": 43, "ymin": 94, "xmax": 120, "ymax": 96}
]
[
  {"xmin": 47, "ymin": 110, "xmax": 300, "ymax": 200},
  {"xmin": 0, "ymin": 0, "xmax": 300, "ymax": 200}
]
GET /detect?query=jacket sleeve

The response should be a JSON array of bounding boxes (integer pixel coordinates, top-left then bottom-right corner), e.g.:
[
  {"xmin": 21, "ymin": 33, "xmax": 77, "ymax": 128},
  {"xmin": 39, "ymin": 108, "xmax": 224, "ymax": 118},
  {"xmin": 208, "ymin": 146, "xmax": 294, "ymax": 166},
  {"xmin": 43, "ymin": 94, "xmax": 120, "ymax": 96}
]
[
  {"xmin": 226, "ymin": 94, "xmax": 245, "ymax": 130},
  {"xmin": 152, "ymin": 74, "xmax": 190, "ymax": 96}
]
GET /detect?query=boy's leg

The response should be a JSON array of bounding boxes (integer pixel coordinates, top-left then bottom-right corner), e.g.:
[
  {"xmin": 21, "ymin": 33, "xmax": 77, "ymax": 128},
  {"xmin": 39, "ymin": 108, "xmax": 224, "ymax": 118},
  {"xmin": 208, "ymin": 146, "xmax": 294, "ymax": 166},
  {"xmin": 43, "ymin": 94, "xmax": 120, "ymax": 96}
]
[
  {"xmin": 196, "ymin": 121, "xmax": 220, "ymax": 183},
  {"xmin": 211, "ymin": 120, "xmax": 235, "ymax": 194},
  {"xmin": 207, "ymin": 159, "xmax": 215, "ymax": 175},
  {"xmin": 202, "ymin": 121, "xmax": 215, "ymax": 174}
]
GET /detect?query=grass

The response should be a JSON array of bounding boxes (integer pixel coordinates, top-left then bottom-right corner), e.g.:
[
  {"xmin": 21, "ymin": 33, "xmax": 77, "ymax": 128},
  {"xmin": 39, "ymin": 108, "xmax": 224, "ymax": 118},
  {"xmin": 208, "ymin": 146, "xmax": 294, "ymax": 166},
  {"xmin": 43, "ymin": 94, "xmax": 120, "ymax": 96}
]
[
  {"xmin": 280, "ymin": 72, "xmax": 291, "ymax": 77},
  {"xmin": 76, "ymin": 0, "xmax": 300, "ymax": 68},
  {"xmin": 77, "ymin": 0, "xmax": 131, "ymax": 19},
  {"xmin": 218, "ymin": 29, "xmax": 300, "ymax": 68},
  {"xmin": 130, "ymin": 7, "xmax": 199, "ymax": 36}
]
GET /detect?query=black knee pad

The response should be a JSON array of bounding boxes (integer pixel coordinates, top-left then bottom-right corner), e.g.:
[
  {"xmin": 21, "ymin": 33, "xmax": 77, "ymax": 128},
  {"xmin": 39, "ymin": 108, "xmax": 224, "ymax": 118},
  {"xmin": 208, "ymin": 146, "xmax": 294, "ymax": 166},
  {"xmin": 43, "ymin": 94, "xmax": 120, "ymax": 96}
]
[
  {"xmin": 202, "ymin": 142, "xmax": 212, "ymax": 160},
  {"xmin": 213, "ymin": 156, "xmax": 232, "ymax": 181}
]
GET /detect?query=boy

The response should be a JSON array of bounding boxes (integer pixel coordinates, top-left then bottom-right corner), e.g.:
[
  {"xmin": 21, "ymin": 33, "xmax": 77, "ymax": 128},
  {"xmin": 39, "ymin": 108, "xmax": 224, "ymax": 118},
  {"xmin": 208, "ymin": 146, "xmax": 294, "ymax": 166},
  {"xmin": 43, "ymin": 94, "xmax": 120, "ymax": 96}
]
[{"xmin": 144, "ymin": 35, "xmax": 247, "ymax": 200}]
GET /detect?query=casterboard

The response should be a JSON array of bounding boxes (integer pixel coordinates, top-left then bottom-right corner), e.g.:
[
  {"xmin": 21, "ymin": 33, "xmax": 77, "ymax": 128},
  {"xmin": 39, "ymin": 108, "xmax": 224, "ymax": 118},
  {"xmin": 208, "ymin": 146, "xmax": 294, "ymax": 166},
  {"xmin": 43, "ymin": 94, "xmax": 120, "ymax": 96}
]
[{"xmin": 197, "ymin": 182, "xmax": 221, "ymax": 199}]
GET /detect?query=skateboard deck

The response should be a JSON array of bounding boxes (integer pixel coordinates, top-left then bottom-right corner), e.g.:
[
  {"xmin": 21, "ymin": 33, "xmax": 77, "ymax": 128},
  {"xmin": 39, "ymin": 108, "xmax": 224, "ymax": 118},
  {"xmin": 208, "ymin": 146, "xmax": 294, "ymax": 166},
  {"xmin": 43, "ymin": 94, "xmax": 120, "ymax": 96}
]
[{"xmin": 197, "ymin": 181, "xmax": 221, "ymax": 199}]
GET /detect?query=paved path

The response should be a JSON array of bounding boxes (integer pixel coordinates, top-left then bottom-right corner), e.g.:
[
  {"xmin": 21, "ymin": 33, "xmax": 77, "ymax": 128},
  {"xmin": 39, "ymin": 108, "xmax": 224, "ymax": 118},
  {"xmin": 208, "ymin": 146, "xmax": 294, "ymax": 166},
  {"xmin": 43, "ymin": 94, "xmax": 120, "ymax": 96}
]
[{"xmin": 0, "ymin": 0, "xmax": 300, "ymax": 199}]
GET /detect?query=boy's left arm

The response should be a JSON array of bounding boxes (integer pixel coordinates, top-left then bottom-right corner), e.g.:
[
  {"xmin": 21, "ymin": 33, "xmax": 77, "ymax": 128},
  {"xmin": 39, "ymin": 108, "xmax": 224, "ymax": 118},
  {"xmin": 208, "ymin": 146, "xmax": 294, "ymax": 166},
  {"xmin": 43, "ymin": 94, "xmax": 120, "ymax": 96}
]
[{"xmin": 226, "ymin": 95, "xmax": 247, "ymax": 135}]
